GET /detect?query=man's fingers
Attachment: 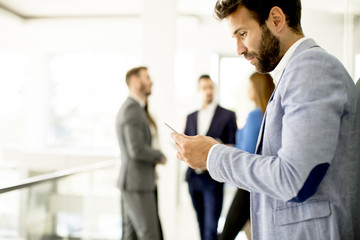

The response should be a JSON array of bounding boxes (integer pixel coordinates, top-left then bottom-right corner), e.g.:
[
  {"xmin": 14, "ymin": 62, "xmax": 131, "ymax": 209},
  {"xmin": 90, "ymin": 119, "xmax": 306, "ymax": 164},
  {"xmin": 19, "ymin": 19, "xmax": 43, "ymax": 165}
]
[
  {"xmin": 172, "ymin": 139, "xmax": 187, "ymax": 163},
  {"xmin": 171, "ymin": 133, "xmax": 192, "ymax": 145},
  {"xmin": 176, "ymin": 150, "xmax": 184, "ymax": 161},
  {"xmin": 180, "ymin": 134, "xmax": 192, "ymax": 139},
  {"xmin": 174, "ymin": 141, "xmax": 183, "ymax": 151},
  {"xmin": 170, "ymin": 133, "xmax": 181, "ymax": 144},
  {"xmin": 171, "ymin": 133, "xmax": 196, "ymax": 163}
]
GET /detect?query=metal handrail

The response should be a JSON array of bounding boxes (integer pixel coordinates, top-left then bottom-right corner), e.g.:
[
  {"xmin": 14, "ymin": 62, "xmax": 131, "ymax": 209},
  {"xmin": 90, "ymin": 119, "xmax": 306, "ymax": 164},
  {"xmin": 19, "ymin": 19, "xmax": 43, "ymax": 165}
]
[{"xmin": 0, "ymin": 159, "xmax": 116, "ymax": 194}]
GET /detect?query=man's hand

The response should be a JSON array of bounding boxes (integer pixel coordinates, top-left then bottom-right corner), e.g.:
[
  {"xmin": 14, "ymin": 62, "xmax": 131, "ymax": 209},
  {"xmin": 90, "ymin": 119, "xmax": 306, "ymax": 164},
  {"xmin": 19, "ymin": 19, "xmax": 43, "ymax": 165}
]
[
  {"xmin": 171, "ymin": 133, "xmax": 219, "ymax": 169},
  {"xmin": 157, "ymin": 157, "xmax": 167, "ymax": 165},
  {"xmin": 160, "ymin": 157, "xmax": 167, "ymax": 165}
]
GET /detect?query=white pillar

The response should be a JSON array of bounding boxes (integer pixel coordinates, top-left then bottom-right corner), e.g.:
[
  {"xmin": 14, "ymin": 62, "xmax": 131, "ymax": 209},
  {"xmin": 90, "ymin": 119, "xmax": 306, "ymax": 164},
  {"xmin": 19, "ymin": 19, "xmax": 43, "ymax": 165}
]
[
  {"xmin": 142, "ymin": 1, "xmax": 178, "ymax": 239},
  {"xmin": 25, "ymin": 52, "xmax": 49, "ymax": 148},
  {"xmin": 343, "ymin": 0, "xmax": 354, "ymax": 79}
]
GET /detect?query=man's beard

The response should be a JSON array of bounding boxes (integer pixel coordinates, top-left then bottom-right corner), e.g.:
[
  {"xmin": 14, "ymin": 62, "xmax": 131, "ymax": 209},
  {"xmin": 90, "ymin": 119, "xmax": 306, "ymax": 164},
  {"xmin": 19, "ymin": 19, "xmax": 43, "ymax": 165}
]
[
  {"xmin": 140, "ymin": 83, "xmax": 151, "ymax": 97},
  {"xmin": 206, "ymin": 96, "xmax": 213, "ymax": 105},
  {"xmin": 245, "ymin": 25, "xmax": 281, "ymax": 73}
]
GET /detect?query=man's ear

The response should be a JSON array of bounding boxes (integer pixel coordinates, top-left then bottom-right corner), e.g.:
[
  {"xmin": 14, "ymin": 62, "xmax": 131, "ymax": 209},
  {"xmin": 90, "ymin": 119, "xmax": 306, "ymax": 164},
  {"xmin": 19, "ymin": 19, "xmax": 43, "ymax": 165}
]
[
  {"xmin": 266, "ymin": 6, "xmax": 286, "ymax": 33},
  {"xmin": 129, "ymin": 75, "xmax": 139, "ymax": 89}
]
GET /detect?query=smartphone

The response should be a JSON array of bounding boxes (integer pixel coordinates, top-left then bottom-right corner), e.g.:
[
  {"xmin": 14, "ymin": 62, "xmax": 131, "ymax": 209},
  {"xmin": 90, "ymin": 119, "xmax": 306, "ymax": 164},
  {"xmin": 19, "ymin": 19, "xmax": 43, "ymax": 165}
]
[{"xmin": 163, "ymin": 122, "xmax": 179, "ymax": 134}]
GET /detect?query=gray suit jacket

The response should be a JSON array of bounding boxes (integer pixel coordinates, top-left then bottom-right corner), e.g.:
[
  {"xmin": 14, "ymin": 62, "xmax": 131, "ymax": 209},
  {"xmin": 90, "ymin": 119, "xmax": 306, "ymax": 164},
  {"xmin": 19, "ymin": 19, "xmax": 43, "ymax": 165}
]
[
  {"xmin": 208, "ymin": 39, "xmax": 360, "ymax": 239},
  {"xmin": 116, "ymin": 97, "xmax": 164, "ymax": 191}
]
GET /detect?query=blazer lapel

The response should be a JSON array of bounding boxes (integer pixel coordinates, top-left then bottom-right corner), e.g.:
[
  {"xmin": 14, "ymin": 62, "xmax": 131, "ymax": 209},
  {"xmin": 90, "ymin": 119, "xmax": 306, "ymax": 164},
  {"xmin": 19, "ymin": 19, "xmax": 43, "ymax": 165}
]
[
  {"xmin": 255, "ymin": 39, "xmax": 319, "ymax": 154},
  {"xmin": 129, "ymin": 97, "xmax": 151, "ymax": 143},
  {"xmin": 255, "ymin": 112, "xmax": 266, "ymax": 154},
  {"xmin": 256, "ymin": 83, "xmax": 277, "ymax": 154},
  {"xmin": 194, "ymin": 111, "xmax": 199, "ymax": 135},
  {"xmin": 206, "ymin": 105, "xmax": 220, "ymax": 136}
]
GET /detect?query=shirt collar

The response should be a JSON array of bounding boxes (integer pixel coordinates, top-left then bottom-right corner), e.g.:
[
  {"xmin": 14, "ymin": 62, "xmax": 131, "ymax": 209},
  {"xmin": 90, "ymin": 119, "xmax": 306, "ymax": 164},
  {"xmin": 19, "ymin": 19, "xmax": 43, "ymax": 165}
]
[
  {"xmin": 129, "ymin": 93, "xmax": 146, "ymax": 108},
  {"xmin": 271, "ymin": 37, "xmax": 308, "ymax": 85},
  {"xmin": 200, "ymin": 101, "xmax": 217, "ymax": 112}
]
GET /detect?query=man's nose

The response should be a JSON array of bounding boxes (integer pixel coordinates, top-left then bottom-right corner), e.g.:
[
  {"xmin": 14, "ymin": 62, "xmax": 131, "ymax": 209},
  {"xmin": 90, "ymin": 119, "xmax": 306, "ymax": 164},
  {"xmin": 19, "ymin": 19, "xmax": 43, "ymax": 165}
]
[{"xmin": 236, "ymin": 39, "xmax": 246, "ymax": 56}]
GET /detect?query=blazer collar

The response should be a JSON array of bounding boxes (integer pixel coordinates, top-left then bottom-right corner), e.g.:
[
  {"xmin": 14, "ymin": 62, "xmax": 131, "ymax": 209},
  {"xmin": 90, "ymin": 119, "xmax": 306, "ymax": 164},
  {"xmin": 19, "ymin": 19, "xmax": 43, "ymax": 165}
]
[
  {"xmin": 255, "ymin": 39, "xmax": 320, "ymax": 154},
  {"xmin": 292, "ymin": 38, "xmax": 319, "ymax": 58},
  {"xmin": 194, "ymin": 105, "xmax": 220, "ymax": 135},
  {"xmin": 268, "ymin": 38, "xmax": 319, "ymax": 102},
  {"xmin": 206, "ymin": 105, "xmax": 221, "ymax": 136},
  {"xmin": 129, "ymin": 94, "xmax": 146, "ymax": 108}
]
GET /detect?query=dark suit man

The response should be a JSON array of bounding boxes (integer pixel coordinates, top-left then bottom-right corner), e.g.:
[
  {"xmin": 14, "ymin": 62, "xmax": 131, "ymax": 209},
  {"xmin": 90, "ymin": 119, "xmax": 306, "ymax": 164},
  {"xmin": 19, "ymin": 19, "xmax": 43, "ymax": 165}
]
[
  {"xmin": 184, "ymin": 75, "xmax": 237, "ymax": 240},
  {"xmin": 116, "ymin": 66, "xmax": 166, "ymax": 240}
]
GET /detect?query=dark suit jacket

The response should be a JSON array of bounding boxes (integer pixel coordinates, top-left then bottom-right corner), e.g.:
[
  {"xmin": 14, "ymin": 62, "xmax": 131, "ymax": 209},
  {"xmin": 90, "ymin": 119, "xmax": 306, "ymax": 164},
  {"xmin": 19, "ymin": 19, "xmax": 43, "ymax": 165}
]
[{"xmin": 184, "ymin": 105, "xmax": 237, "ymax": 181}]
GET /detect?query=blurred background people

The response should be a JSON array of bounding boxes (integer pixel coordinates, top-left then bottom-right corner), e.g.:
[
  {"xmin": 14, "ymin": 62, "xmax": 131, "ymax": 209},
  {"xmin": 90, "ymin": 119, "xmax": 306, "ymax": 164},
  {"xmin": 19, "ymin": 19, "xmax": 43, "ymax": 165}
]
[
  {"xmin": 184, "ymin": 74, "xmax": 237, "ymax": 240},
  {"xmin": 116, "ymin": 66, "xmax": 166, "ymax": 240},
  {"xmin": 219, "ymin": 72, "xmax": 275, "ymax": 240}
]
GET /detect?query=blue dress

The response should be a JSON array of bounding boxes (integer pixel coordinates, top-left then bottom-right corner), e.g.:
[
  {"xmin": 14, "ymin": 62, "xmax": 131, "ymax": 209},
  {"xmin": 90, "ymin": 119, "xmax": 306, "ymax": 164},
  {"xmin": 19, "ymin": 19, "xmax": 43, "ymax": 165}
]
[{"xmin": 235, "ymin": 108, "xmax": 263, "ymax": 153}]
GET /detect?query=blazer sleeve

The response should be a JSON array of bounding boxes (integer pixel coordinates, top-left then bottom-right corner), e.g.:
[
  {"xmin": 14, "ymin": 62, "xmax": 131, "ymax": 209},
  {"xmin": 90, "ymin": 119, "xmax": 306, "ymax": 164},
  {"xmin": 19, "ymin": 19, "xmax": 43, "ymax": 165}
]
[
  {"xmin": 184, "ymin": 115, "xmax": 191, "ymax": 136},
  {"xmin": 123, "ymin": 106, "xmax": 164, "ymax": 163},
  {"xmin": 208, "ymin": 50, "xmax": 347, "ymax": 202},
  {"xmin": 184, "ymin": 114, "xmax": 196, "ymax": 136}
]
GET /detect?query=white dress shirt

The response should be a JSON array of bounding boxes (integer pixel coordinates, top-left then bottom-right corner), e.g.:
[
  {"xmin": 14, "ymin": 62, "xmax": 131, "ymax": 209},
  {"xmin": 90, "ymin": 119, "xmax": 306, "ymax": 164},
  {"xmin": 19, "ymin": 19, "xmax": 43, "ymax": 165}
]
[
  {"xmin": 197, "ymin": 101, "xmax": 217, "ymax": 136},
  {"xmin": 272, "ymin": 37, "xmax": 308, "ymax": 84},
  {"xmin": 207, "ymin": 37, "xmax": 307, "ymax": 170},
  {"xmin": 129, "ymin": 93, "xmax": 145, "ymax": 108},
  {"xmin": 195, "ymin": 101, "xmax": 217, "ymax": 173}
]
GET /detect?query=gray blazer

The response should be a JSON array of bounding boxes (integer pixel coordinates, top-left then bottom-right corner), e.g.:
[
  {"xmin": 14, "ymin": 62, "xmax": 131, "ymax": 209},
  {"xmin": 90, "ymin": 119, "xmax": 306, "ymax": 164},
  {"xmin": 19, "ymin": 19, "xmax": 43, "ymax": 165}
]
[
  {"xmin": 208, "ymin": 39, "xmax": 360, "ymax": 239},
  {"xmin": 116, "ymin": 97, "xmax": 164, "ymax": 191}
]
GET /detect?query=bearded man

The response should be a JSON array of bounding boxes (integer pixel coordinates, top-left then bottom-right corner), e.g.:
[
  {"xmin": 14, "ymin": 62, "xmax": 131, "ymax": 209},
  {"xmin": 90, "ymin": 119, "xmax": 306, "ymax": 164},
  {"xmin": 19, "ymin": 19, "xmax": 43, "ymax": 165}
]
[{"xmin": 172, "ymin": 0, "xmax": 360, "ymax": 239}]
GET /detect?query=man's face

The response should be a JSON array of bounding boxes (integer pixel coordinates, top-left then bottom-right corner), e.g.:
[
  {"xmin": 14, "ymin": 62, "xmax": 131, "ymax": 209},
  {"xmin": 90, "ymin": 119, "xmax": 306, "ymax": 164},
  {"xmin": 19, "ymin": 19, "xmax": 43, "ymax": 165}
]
[
  {"xmin": 137, "ymin": 69, "xmax": 153, "ymax": 96},
  {"xmin": 198, "ymin": 78, "xmax": 215, "ymax": 105},
  {"xmin": 226, "ymin": 6, "xmax": 282, "ymax": 73}
]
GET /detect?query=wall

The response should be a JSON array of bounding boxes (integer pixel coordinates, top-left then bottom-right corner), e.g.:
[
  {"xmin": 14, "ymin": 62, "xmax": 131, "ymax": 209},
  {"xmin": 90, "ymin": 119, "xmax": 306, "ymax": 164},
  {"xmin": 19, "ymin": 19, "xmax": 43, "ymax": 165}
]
[
  {"xmin": 354, "ymin": 15, "xmax": 360, "ymax": 81},
  {"xmin": 0, "ymin": 9, "xmax": 24, "ymax": 50}
]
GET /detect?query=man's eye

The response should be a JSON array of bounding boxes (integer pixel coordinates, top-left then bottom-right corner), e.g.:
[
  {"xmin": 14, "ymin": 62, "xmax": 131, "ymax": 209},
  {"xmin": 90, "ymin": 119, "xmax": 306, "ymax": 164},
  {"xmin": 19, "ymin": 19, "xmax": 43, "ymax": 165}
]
[{"xmin": 240, "ymin": 32, "xmax": 246, "ymax": 37}]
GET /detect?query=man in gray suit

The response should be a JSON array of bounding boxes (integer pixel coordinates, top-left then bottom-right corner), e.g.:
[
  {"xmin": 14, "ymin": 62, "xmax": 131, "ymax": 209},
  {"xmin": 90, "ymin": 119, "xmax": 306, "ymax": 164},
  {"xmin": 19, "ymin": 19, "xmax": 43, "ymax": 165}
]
[
  {"xmin": 172, "ymin": 0, "xmax": 360, "ymax": 239},
  {"xmin": 116, "ymin": 66, "xmax": 166, "ymax": 240}
]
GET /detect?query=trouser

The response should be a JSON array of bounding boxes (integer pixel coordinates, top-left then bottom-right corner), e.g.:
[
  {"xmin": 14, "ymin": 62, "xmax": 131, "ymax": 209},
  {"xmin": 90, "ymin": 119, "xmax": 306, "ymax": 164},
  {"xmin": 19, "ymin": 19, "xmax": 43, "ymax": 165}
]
[
  {"xmin": 219, "ymin": 188, "xmax": 250, "ymax": 240},
  {"xmin": 188, "ymin": 171, "xmax": 224, "ymax": 240},
  {"xmin": 121, "ymin": 188, "xmax": 163, "ymax": 240}
]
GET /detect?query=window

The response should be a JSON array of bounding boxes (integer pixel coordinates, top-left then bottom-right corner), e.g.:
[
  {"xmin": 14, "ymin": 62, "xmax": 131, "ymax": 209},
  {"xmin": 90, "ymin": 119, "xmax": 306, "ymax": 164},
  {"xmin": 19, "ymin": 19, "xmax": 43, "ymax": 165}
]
[
  {"xmin": 48, "ymin": 53, "xmax": 142, "ymax": 150},
  {"xmin": 218, "ymin": 56, "xmax": 256, "ymax": 126},
  {"xmin": 0, "ymin": 54, "xmax": 27, "ymax": 146},
  {"xmin": 355, "ymin": 53, "xmax": 360, "ymax": 81}
]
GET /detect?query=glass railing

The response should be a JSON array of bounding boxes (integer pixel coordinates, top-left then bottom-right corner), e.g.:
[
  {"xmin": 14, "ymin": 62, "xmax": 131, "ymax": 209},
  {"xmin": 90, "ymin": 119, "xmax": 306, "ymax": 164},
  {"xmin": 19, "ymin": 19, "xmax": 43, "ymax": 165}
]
[{"xmin": 0, "ymin": 160, "xmax": 121, "ymax": 240}]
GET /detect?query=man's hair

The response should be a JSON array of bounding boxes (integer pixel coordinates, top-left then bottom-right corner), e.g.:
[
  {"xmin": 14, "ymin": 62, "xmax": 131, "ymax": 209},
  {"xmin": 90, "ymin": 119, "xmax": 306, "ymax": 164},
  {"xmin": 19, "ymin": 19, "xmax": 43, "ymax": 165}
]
[
  {"xmin": 214, "ymin": 0, "xmax": 303, "ymax": 34},
  {"xmin": 125, "ymin": 66, "xmax": 147, "ymax": 86},
  {"xmin": 198, "ymin": 74, "xmax": 212, "ymax": 84}
]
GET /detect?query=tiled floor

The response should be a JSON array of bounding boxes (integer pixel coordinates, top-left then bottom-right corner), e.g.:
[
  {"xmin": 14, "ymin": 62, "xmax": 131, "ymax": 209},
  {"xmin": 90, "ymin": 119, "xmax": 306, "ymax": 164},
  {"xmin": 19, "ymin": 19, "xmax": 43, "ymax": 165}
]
[
  {"xmin": 155, "ymin": 160, "xmax": 249, "ymax": 240},
  {"xmin": 159, "ymin": 182, "xmax": 249, "ymax": 240},
  {"xmin": 169, "ymin": 199, "xmax": 248, "ymax": 240}
]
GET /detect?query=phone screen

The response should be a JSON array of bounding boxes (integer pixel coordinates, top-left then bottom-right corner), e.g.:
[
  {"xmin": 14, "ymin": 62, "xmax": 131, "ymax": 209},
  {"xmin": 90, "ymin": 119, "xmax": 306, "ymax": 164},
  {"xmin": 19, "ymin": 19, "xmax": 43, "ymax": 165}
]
[{"xmin": 163, "ymin": 122, "xmax": 179, "ymax": 134}]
